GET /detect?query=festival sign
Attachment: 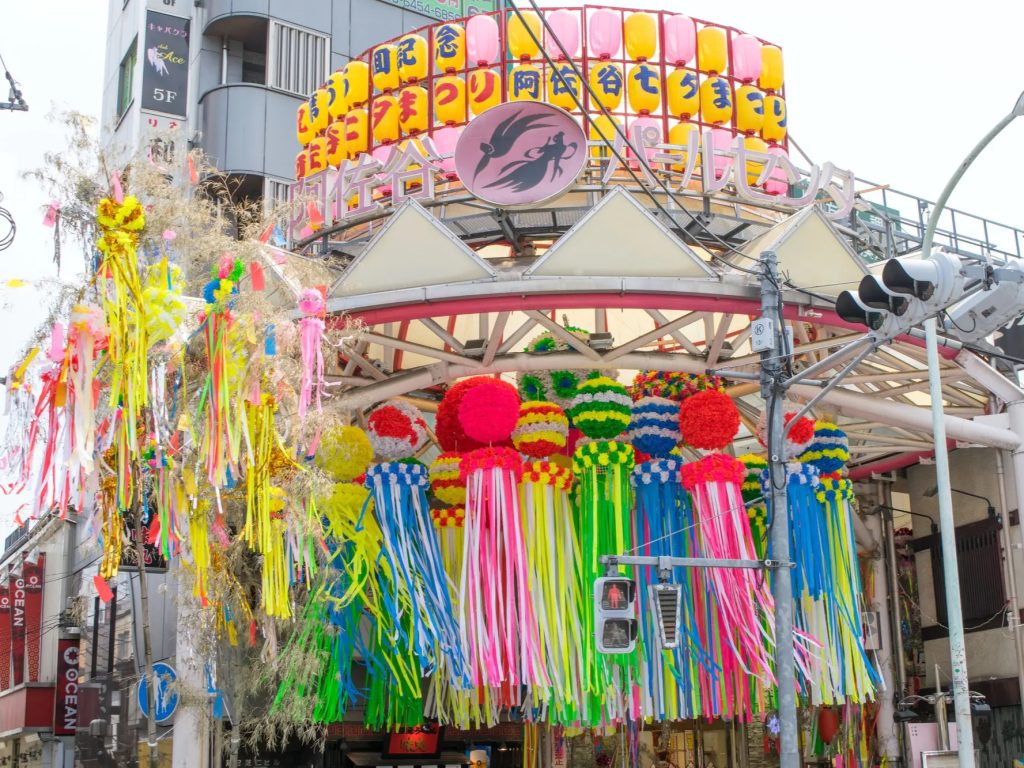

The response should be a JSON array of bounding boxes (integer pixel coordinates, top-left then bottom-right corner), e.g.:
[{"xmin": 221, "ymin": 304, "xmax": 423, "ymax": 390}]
[{"xmin": 454, "ymin": 102, "xmax": 586, "ymax": 207}]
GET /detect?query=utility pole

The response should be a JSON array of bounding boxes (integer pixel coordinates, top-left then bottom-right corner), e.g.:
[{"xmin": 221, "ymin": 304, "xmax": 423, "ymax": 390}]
[
  {"xmin": 759, "ymin": 250, "xmax": 800, "ymax": 768},
  {"xmin": 133, "ymin": 483, "xmax": 160, "ymax": 768}
]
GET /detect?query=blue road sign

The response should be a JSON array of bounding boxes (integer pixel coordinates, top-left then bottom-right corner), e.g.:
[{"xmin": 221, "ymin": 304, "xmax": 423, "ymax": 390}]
[{"xmin": 138, "ymin": 661, "xmax": 179, "ymax": 723}]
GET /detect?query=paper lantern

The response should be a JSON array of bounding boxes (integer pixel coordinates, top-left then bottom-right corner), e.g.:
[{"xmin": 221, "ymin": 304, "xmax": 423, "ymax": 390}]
[
  {"xmin": 547, "ymin": 62, "xmax": 580, "ymax": 110},
  {"xmin": 765, "ymin": 145, "xmax": 790, "ymax": 194},
  {"xmin": 327, "ymin": 70, "xmax": 348, "ymax": 119},
  {"xmin": 372, "ymin": 44, "xmax": 399, "ymax": 92},
  {"xmin": 317, "ymin": 425, "xmax": 374, "ymax": 482},
  {"xmin": 308, "ymin": 89, "xmax": 330, "ymax": 135},
  {"xmin": 431, "ymin": 124, "xmax": 461, "ymax": 177},
  {"xmin": 344, "ymin": 108, "xmax": 369, "ymax": 157},
  {"xmin": 296, "ymin": 101, "xmax": 315, "ymax": 146},
  {"xmin": 466, "ymin": 13, "xmax": 499, "ymax": 66},
  {"xmin": 627, "ymin": 63, "xmax": 661, "ymax": 114},
  {"xmin": 742, "ymin": 135, "xmax": 769, "ymax": 184},
  {"xmin": 589, "ymin": 61, "xmax": 624, "ymax": 110},
  {"xmin": 735, "ymin": 84, "xmax": 765, "ymax": 134},
  {"xmin": 624, "ymin": 12, "xmax": 657, "ymax": 61},
  {"xmin": 667, "ymin": 67, "xmax": 700, "ymax": 119},
  {"xmin": 434, "ymin": 74, "xmax": 467, "ymax": 124},
  {"xmin": 371, "ymin": 94, "xmax": 400, "ymax": 144},
  {"xmin": 508, "ymin": 10, "xmax": 542, "ymax": 61},
  {"xmin": 627, "ymin": 116, "xmax": 661, "ymax": 164},
  {"xmin": 513, "ymin": 401, "xmax": 569, "ymax": 458},
  {"xmin": 434, "ymin": 23, "xmax": 466, "ymax": 72},
  {"xmin": 818, "ymin": 708, "xmax": 840, "ymax": 745},
  {"xmin": 732, "ymin": 34, "xmax": 763, "ymax": 83},
  {"xmin": 307, "ymin": 136, "xmax": 328, "ymax": 175},
  {"xmin": 325, "ymin": 121, "xmax": 347, "ymax": 166},
  {"xmin": 700, "ymin": 76, "xmax": 733, "ymax": 124},
  {"xmin": 569, "ymin": 376, "xmax": 632, "ymax": 439},
  {"xmin": 397, "ymin": 34, "xmax": 428, "ymax": 84},
  {"xmin": 760, "ymin": 45, "xmax": 784, "ymax": 92},
  {"xmin": 429, "ymin": 452, "xmax": 466, "ymax": 506},
  {"xmin": 762, "ymin": 94, "xmax": 787, "ymax": 143},
  {"xmin": 457, "ymin": 378, "xmax": 521, "ymax": 444},
  {"xmin": 697, "ymin": 26, "xmax": 727, "ymax": 74},
  {"xmin": 468, "ymin": 69, "xmax": 501, "ymax": 115},
  {"xmin": 589, "ymin": 114, "xmax": 621, "ymax": 157},
  {"xmin": 678, "ymin": 389, "xmax": 739, "ymax": 450},
  {"xmin": 366, "ymin": 400, "xmax": 428, "ymax": 460},
  {"xmin": 345, "ymin": 60, "xmax": 370, "ymax": 108},
  {"xmin": 667, "ymin": 120, "xmax": 699, "ymax": 171},
  {"xmin": 543, "ymin": 9, "xmax": 580, "ymax": 59},
  {"xmin": 628, "ymin": 396, "xmax": 681, "ymax": 457},
  {"xmin": 588, "ymin": 8, "xmax": 622, "ymax": 59},
  {"xmin": 664, "ymin": 15, "xmax": 696, "ymax": 65},
  {"xmin": 509, "ymin": 63, "xmax": 543, "ymax": 101},
  {"xmin": 709, "ymin": 126, "xmax": 732, "ymax": 180},
  {"xmin": 295, "ymin": 149, "xmax": 310, "ymax": 180},
  {"xmin": 398, "ymin": 85, "xmax": 428, "ymax": 135}
]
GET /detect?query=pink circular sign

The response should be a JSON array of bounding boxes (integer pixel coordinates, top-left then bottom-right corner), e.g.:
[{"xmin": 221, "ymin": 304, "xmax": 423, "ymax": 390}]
[{"xmin": 454, "ymin": 102, "xmax": 587, "ymax": 208}]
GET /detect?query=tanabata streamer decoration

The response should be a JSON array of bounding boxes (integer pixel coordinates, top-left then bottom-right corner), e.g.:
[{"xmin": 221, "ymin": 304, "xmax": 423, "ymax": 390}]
[
  {"xmin": 316, "ymin": 425, "xmax": 373, "ymax": 482},
  {"xmin": 297, "ymin": 288, "xmax": 326, "ymax": 419},
  {"xmin": 512, "ymin": 401, "xmax": 569, "ymax": 458},
  {"xmin": 517, "ymin": 327, "xmax": 608, "ymax": 416},
  {"xmin": 142, "ymin": 260, "xmax": 186, "ymax": 346},
  {"xmin": 629, "ymin": 370, "xmax": 724, "ymax": 402},
  {"xmin": 569, "ymin": 376, "xmax": 632, "ymax": 439},
  {"xmin": 67, "ymin": 304, "xmax": 107, "ymax": 478},
  {"xmin": 756, "ymin": 409, "xmax": 816, "ymax": 460},
  {"xmin": 678, "ymin": 389, "xmax": 740, "ymax": 451},
  {"xmin": 457, "ymin": 378, "xmax": 520, "ymax": 444},
  {"xmin": 680, "ymin": 452, "xmax": 776, "ymax": 718},
  {"xmin": 739, "ymin": 454, "xmax": 769, "ymax": 558},
  {"xmin": 627, "ymin": 396, "xmax": 680, "ymax": 457},
  {"xmin": 799, "ymin": 421, "xmax": 851, "ymax": 476},
  {"xmin": 429, "ymin": 452, "xmax": 466, "ymax": 506},
  {"xmin": 366, "ymin": 400, "xmax": 428, "ymax": 460},
  {"xmin": 436, "ymin": 378, "xmax": 493, "ymax": 452}
]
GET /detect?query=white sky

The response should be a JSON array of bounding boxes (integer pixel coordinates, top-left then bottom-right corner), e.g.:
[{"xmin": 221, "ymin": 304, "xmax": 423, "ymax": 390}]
[{"xmin": 0, "ymin": 0, "xmax": 1023, "ymax": 536}]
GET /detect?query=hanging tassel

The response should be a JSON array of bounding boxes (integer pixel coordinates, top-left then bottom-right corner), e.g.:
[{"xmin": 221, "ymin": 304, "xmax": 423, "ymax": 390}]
[{"xmin": 296, "ymin": 288, "xmax": 326, "ymax": 419}]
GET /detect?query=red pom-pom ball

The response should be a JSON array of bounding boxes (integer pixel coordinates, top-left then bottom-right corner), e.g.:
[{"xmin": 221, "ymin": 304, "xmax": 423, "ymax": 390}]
[
  {"xmin": 366, "ymin": 400, "xmax": 428, "ymax": 460},
  {"xmin": 678, "ymin": 389, "xmax": 740, "ymax": 451},
  {"xmin": 436, "ymin": 378, "xmax": 491, "ymax": 452},
  {"xmin": 458, "ymin": 378, "xmax": 521, "ymax": 444},
  {"xmin": 784, "ymin": 412, "xmax": 815, "ymax": 446}
]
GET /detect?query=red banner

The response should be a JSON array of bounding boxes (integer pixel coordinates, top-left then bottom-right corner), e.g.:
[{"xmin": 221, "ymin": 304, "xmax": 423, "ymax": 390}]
[
  {"xmin": 10, "ymin": 571, "xmax": 25, "ymax": 687},
  {"xmin": 24, "ymin": 555, "xmax": 43, "ymax": 682},
  {"xmin": 53, "ymin": 638, "xmax": 79, "ymax": 736},
  {"xmin": 0, "ymin": 585, "xmax": 10, "ymax": 691}
]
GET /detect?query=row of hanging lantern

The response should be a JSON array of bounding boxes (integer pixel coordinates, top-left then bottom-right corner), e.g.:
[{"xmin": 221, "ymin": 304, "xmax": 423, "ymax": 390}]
[{"xmin": 294, "ymin": 8, "xmax": 788, "ymax": 184}]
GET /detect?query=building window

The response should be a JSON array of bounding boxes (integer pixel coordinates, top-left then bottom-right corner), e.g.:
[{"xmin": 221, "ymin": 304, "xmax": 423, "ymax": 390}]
[
  {"xmin": 267, "ymin": 21, "xmax": 329, "ymax": 96},
  {"xmin": 116, "ymin": 38, "xmax": 138, "ymax": 119}
]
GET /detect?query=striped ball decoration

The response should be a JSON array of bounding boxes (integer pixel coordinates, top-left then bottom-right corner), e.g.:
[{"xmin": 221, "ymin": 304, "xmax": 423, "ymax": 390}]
[
  {"xmin": 512, "ymin": 401, "xmax": 569, "ymax": 458},
  {"xmin": 429, "ymin": 452, "xmax": 465, "ymax": 506},
  {"xmin": 627, "ymin": 396, "xmax": 681, "ymax": 457},
  {"xmin": 568, "ymin": 376, "xmax": 632, "ymax": 439},
  {"xmin": 517, "ymin": 327, "xmax": 611, "ymax": 413},
  {"xmin": 798, "ymin": 421, "xmax": 850, "ymax": 476},
  {"xmin": 630, "ymin": 370, "xmax": 725, "ymax": 402},
  {"xmin": 366, "ymin": 400, "xmax": 428, "ymax": 460}
]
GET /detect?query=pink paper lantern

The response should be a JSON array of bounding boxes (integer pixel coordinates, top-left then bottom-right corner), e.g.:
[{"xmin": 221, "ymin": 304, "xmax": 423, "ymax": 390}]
[
  {"xmin": 765, "ymin": 145, "xmax": 790, "ymax": 195},
  {"xmin": 431, "ymin": 125, "xmax": 462, "ymax": 179},
  {"xmin": 710, "ymin": 127, "xmax": 733, "ymax": 181},
  {"xmin": 467, "ymin": 14, "xmax": 500, "ymax": 66},
  {"xmin": 627, "ymin": 116, "xmax": 662, "ymax": 166},
  {"xmin": 544, "ymin": 9, "xmax": 580, "ymax": 59},
  {"xmin": 587, "ymin": 8, "xmax": 622, "ymax": 59},
  {"xmin": 663, "ymin": 15, "xmax": 696, "ymax": 65},
  {"xmin": 731, "ymin": 34, "xmax": 763, "ymax": 83}
]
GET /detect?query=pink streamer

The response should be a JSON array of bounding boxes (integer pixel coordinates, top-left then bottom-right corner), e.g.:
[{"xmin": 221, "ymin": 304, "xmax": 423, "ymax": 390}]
[{"xmin": 297, "ymin": 316, "xmax": 324, "ymax": 419}]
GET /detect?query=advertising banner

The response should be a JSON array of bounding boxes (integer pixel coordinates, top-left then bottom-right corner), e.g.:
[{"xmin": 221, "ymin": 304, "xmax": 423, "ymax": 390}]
[
  {"xmin": 141, "ymin": 11, "xmax": 190, "ymax": 118},
  {"xmin": 53, "ymin": 638, "xmax": 80, "ymax": 736},
  {"xmin": 24, "ymin": 554, "xmax": 43, "ymax": 681},
  {"xmin": 9, "ymin": 571, "xmax": 25, "ymax": 686}
]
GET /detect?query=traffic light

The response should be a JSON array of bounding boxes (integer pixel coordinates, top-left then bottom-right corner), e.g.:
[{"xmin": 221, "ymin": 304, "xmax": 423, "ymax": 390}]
[
  {"xmin": 836, "ymin": 250, "xmax": 965, "ymax": 340},
  {"xmin": 594, "ymin": 576, "xmax": 638, "ymax": 654},
  {"xmin": 650, "ymin": 582, "xmax": 683, "ymax": 650},
  {"xmin": 945, "ymin": 256, "xmax": 1024, "ymax": 344}
]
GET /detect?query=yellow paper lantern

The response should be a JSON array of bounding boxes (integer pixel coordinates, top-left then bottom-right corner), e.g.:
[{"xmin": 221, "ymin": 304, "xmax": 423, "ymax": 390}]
[
  {"xmin": 762, "ymin": 94, "xmax": 787, "ymax": 142},
  {"xmin": 308, "ymin": 89, "xmax": 330, "ymax": 135},
  {"xmin": 372, "ymin": 44, "xmax": 399, "ymax": 92},
  {"xmin": 295, "ymin": 149, "xmax": 310, "ymax": 180},
  {"xmin": 626, "ymin": 63, "xmax": 661, "ymax": 114},
  {"xmin": 760, "ymin": 45, "xmax": 784, "ymax": 92},
  {"xmin": 666, "ymin": 67, "xmax": 700, "ymax": 119},
  {"xmin": 509, "ymin": 63, "xmax": 542, "ymax": 101},
  {"xmin": 508, "ymin": 10, "xmax": 542, "ymax": 61},
  {"xmin": 326, "ymin": 120, "xmax": 347, "ymax": 166},
  {"xmin": 547, "ymin": 62, "xmax": 580, "ymax": 110},
  {"xmin": 398, "ymin": 85, "xmax": 429, "ymax": 135},
  {"xmin": 345, "ymin": 60, "xmax": 370, "ymax": 107},
  {"xmin": 667, "ymin": 120, "xmax": 700, "ymax": 172},
  {"xmin": 588, "ymin": 61, "xmax": 623, "ymax": 110},
  {"xmin": 468, "ymin": 69, "xmax": 501, "ymax": 115},
  {"xmin": 624, "ymin": 12, "xmax": 657, "ymax": 61},
  {"xmin": 697, "ymin": 26, "xmax": 727, "ymax": 74},
  {"xmin": 397, "ymin": 34, "xmax": 428, "ymax": 84},
  {"xmin": 742, "ymin": 135, "xmax": 769, "ymax": 184},
  {"xmin": 735, "ymin": 84, "xmax": 765, "ymax": 134},
  {"xmin": 327, "ymin": 70, "xmax": 348, "ymax": 119},
  {"xmin": 699, "ymin": 76, "xmax": 732, "ymax": 124},
  {"xmin": 433, "ymin": 74, "xmax": 466, "ymax": 125},
  {"xmin": 371, "ymin": 94, "xmax": 400, "ymax": 143},
  {"xmin": 434, "ymin": 23, "xmax": 466, "ymax": 72},
  {"xmin": 296, "ymin": 101, "xmax": 315, "ymax": 146},
  {"xmin": 344, "ymin": 108, "xmax": 370, "ymax": 157},
  {"xmin": 588, "ymin": 114, "xmax": 621, "ymax": 158},
  {"xmin": 308, "ymin": 136, "xmax": 328, "ymax": 175}
]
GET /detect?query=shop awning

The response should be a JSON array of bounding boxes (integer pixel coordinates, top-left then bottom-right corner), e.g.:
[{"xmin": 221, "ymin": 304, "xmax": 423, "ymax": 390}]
[{"xmin": 346, "ymin": 752, "xmax": 469, "ymax": 767}]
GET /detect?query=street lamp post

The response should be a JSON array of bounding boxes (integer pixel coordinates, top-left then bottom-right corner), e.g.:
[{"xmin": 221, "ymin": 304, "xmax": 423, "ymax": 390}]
[{"xmin": 919, "ymin": 89, "xmax": 1024, "ymax": 768}]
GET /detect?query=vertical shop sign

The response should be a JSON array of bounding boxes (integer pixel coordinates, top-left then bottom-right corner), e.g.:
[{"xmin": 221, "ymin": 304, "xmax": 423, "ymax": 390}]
[
  {"xmin": 0, "ymin": 584, "xmax": 10, "ymax": 690},
  {"xmin": 141, "ymin": 11, "xmax": 189, "ymax": 117},
  {"xmin": 10, "ymin": 571, "xmax": 25, "ymax": 686},
  {"xmin": 24, "ymin": 554, "xmax": 44, "ymax": 681},
  {"xmin": 53, "ymin": 638, "xmax": 80, "ymax": 736}
]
